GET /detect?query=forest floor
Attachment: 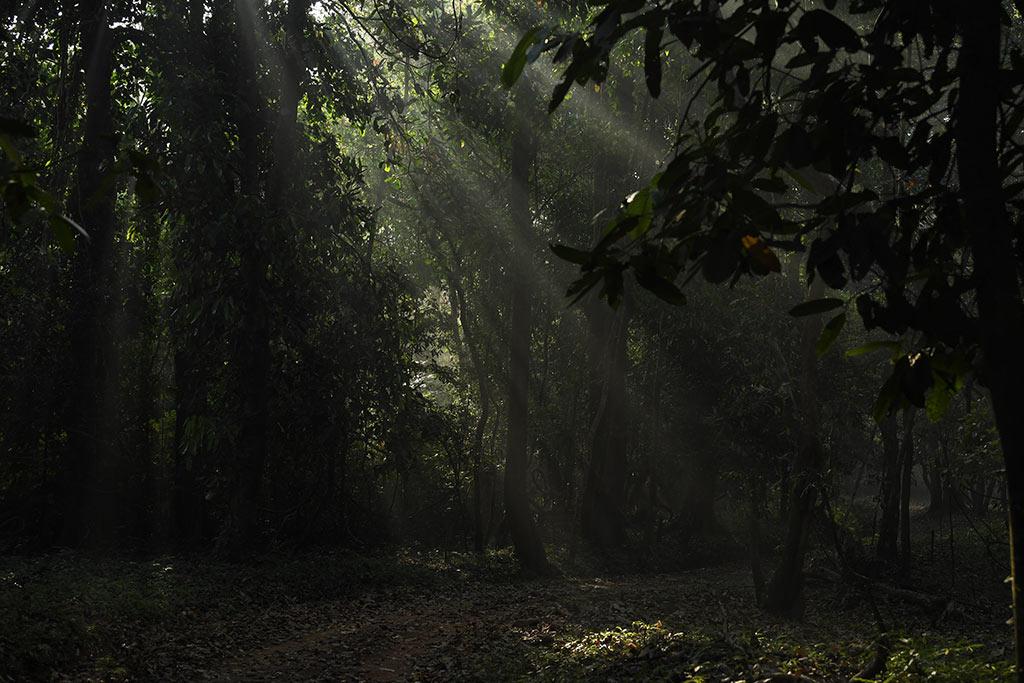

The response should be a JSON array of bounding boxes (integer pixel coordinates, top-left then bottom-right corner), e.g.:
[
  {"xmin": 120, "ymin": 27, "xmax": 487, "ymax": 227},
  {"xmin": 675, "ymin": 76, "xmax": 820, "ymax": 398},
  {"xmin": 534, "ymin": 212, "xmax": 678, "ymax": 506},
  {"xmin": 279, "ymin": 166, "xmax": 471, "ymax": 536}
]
[{"xmin": 0, "ymin": 517, "xmax": 1016, "ymax": 682}]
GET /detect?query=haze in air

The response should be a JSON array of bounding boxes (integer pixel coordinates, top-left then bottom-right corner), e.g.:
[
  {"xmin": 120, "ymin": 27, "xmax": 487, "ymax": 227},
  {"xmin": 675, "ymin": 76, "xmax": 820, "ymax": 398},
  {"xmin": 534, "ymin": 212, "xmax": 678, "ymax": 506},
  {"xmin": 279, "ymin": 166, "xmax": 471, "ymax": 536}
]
[{"xmin": 2, "ymin": 1, "xmax": 1024, "ymax": 680}]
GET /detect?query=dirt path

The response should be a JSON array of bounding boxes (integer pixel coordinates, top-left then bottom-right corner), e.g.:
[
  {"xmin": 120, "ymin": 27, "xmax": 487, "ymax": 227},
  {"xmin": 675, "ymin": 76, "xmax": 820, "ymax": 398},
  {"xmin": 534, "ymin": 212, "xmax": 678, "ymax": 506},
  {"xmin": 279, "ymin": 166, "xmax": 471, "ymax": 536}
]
[
  {"xmin": 210, "ymin": 583, "xmax": 540, "ymax": 681},
  {"xmin": 201, "ymin": 569, "xmax": 759, "ymax": 681}
]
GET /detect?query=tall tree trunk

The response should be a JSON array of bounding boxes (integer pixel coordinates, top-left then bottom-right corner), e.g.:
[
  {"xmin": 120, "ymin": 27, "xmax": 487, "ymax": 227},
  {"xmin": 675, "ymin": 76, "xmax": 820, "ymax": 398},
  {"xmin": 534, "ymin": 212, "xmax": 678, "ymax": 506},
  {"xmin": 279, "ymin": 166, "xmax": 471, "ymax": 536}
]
[
  {"xmin": 60, "ymin": 0, "xmax": 117, "ymax": 547},
  {"xmin": 448, "ymin": 271, "xmax": 490, "ymax": 553},
  {"xmin": 762, "ymin": 276, "xmax": 824, "ymax": 615},
  {"xmin": 219, "ymin": 0, "xmax": 271, "ymax": 556},
  {"xmin": 126, "ymin": 218, "xmax": 160, "ymax": 547},
  {"xmin": 580, "ymin": 105, "xmax": 632, "ymax": 549},
  {"xmin": 580, "ymin": 297, "xmax": 629, "ymax": 548},
  {"xmin": 168, "ymin": 0, "xmax": 218, "ymax": 548},
  {"xmin": 503, "ymin": 111, "xmax": 548, "ymax": 574},
  {"xmin": 957, "ymin": 5, "xmax": 1024, "ymax": 677}
]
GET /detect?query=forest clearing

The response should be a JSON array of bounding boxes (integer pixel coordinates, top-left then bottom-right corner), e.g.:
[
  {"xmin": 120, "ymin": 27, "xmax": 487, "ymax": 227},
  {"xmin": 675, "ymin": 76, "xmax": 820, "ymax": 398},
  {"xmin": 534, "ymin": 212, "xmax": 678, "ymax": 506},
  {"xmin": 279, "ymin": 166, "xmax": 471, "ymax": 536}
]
[
  {"xmin": 1, "ymin": 512, "xmax": 1015, "ymax": 681},
  {"xmin": 5, "ymin": 0, "xmax": 1024, "ymax": 680}
]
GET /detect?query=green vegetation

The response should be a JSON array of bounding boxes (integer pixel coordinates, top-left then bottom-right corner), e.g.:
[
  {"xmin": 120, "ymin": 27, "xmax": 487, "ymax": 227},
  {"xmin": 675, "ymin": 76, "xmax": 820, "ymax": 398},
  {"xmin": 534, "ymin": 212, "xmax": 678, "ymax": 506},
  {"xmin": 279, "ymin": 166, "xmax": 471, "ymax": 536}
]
[{"xmin": 3, "ymin": 0, "xmax": 1024, "ymax": 679}]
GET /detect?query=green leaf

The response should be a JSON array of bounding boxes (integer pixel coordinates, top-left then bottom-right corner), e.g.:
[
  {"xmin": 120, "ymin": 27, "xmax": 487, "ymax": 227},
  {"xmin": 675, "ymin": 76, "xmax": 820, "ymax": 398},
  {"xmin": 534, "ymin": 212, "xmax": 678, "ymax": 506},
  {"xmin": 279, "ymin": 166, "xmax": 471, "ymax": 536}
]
[
  {"xmin": 550, "ymin": 243, "xmax": 592, "ymax": 265},
  {"xmin": 872, "ymin": 369, "xmax": 903, "ymax": 423},
  {"xmin": 750, "ymin": 176, "xmax": 789, "ymax": 194},
  {"xmin": 634, "ymin": 270, "xmax": 686, "ymax": 305},
  {"xmin": 845, "ymin": 340, "xmax": 900, "ymax": 358},
  {"xmin": 782, "ymin": 167, "xmax": 818, "ymax": 194},
  {"xmin": 0, "ymin": 133, "xmax": 23, "ymax": 165},
  {"xmin": 788, "ymin": 297, "xmax": 844, "ymax": 316},
  {"xmin": 925, "ymin": 355, "xmax": 968, "ymax": 421},
  {"xmin": 925, "ymin": 378, "xmax": 955, "ymax": 421},
  {"xmin": 567, "ymin": 269, "xmax": 604, "ymax": 305},
  {"xmin": 502, "ymin": 27, "xmax": 543, "ymax": 88},
  {"xmin": 25, "ymin": 184, "xmax": 57, "ymax": 213},
  {"xmin": 622, "ymin": 187, "xmax": 653, "ymax": 238},
  {"xmin": 549, "ymin": 70, "xmax": 576, "ymax": 112},
  {"xmin": 816, "ymin": 312, "xmax": 846, "ymax": 356}
]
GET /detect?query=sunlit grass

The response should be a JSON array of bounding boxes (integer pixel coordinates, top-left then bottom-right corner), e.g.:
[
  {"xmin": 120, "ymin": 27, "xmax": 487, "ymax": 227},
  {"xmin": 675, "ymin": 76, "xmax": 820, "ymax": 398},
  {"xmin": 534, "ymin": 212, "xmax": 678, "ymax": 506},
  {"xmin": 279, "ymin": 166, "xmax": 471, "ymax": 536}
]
[{"xmin": 508, "ymin": 617, "xmax": 1016, "ymax": 682}]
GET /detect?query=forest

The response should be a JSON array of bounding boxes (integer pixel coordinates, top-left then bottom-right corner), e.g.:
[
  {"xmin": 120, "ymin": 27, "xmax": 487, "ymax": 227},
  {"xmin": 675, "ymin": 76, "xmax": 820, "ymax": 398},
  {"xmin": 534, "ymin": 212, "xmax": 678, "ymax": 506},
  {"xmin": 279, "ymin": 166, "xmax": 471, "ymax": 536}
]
[{"xmin": 2, "ymin": 0, "xmax": 1024, "ymax": 680}]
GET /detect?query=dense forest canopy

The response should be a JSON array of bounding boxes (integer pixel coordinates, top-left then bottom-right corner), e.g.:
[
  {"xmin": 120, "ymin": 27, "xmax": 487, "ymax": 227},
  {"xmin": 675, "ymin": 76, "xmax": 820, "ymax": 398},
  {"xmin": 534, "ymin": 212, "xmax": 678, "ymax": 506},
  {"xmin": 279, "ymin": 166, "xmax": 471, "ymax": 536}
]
[{"xmin": 2, "ymin": 0, "xmax": 1024, "ymax": 680}]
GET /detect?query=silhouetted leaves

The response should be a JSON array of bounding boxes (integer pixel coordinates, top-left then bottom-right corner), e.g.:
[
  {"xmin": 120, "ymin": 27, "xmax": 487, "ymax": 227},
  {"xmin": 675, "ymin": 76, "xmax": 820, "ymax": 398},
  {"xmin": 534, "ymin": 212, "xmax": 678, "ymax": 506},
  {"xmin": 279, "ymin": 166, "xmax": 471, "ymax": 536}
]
[
  {"xmin": 501, "ymin": 27, "xmax": 543, "ymax": 88},
  {"xmin": 550, "ymin": 243, "xmax": 593, "ymax": 266},
  {"xmin": 0, "ymin": 117, "xmax": 37, "ymax": 138},
  {"xmin": 796, "ymin": 10, "xmax": 861, "ymax": 52},
  {"xmin": 815, "ymin": 312, "xmax": 846, "ymax": 356},
  {"xmin": 789, "ymin": 298, "xmax": 845, "ymax": 317},
  {"xmin": 644, "ymin": 25, "xmax": 663, "ymax": 98}
]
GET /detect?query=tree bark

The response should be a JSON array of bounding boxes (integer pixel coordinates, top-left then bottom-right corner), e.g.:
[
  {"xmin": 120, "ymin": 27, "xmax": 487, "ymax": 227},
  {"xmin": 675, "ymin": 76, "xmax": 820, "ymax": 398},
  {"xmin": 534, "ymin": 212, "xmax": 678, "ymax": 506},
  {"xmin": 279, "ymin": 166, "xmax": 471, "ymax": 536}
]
[
  {"xmin": 957, "ymin": 4, "xmax": 1024, "ymax": 678},
  {"xmin": 166, "ymin": 0, "xmax": 219, "ymax": 549},
  {"xmin": 898, "ymin": 410, "xmax": 916, "ymax": 574},
  {"xmin": 580, "ymin": 296, "xmax": 630, "ymax": 548},
  {"xmin": 923, "ymin": 452, "xmax": 946, "ymax": 516},
  {"xmin": 763, "ymin": 276, "xmax": 825, "ymax": 615},
  {"xmin": 449, "ymin": 272, "xmax": 490, "ymax": 553},
  {"xmin": 876, "ymin": 415, "xmax": 901, "ymax": 560},
  {"xmin": 503, "ymin": 110, "xmax": 548, "ymax": 574},
  {"xmin": 172, "ymin": 344, "xmax": 209, "ymax": 544},
  {"xmin": 218, "ymin": 0, "xmax": 272, "ymax": 556},
  {"xmin": 60, "ymin": 0, "xmax": 117, "ymax": 547}
]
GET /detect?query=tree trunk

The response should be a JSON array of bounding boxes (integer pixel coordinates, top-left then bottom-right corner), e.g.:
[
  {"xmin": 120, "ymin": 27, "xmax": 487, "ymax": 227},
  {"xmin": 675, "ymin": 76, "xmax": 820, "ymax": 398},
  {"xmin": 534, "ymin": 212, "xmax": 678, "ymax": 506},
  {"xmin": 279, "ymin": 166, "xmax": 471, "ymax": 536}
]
[
  {"xmin": 898, "ymin": 410, "xmax": 916, "ymax": 574},
  {"xmin": 449, "ymin": 274, "xmax": 490, "ymax": 553},
  {"xmin": 876, "ymin": 415, "xmax": 901, "ymax": 560},
  {"xmin": 171, "ymin": 341, "xmax": 210, "ymax": 545},
  {"xmin": 957, "ymin": 4, "xmax": 1024, "ymax": 678},
  {"xmin": 924, "ymin": 453, "xmax": 946, "ymax": 516},
  {"xmin": 60, "ymin": 0, "xmax": 117, "ymax": 547},
  {"xmin": 578, "ymin": 80, "xmax": 636, "ymax": 550},
  {"xmin": 762, "ymin": 276, "xmax": 824, "ymax": 615},
  {"xmin": 643, "ymin": 313, "xmax": 666, "ymax": 550},
  {"xmin": 681, "ymin": 452, "xmax": 720, "ymax": 539},
  {"xmin": 127, "ymin": 226, "xmax": 160, "ymax": 547},
  {"xmin": 218, "ymin": 0, "xmax": 271, "ymax": 556},
  {"xmin": 580, "ymin": 296, "xmax": 630, "ymax": 548},
  {"xmin": 750, "ymin": 474, "xmax": 767, "ymax": 605},
  {"xmin": 503, "ymin": 110, "xmax": 548, "ymax": 574}
]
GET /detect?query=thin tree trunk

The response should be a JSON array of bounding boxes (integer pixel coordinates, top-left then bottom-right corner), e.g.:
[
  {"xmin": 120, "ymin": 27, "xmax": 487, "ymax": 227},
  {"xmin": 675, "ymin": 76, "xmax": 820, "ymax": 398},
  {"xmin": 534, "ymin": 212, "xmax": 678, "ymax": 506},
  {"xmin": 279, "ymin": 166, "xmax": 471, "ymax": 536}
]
[
  {"xmin": 898, "ymin": 410, "xmax": 916, "ymax": 573},
  {"xmin": 643, "ymin": 313, "xmax": 666, "ymax": 550},
  {"xmin": 449, "ymin": 272, "xmax": 490, "ymax": 553},
  {"xmin": 924, "ymin": 452, "xmax": 946, "ymax": 516},
  {"xmin": 876, "ymin": 415, "xmax": 901, "ymax": 560}
]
